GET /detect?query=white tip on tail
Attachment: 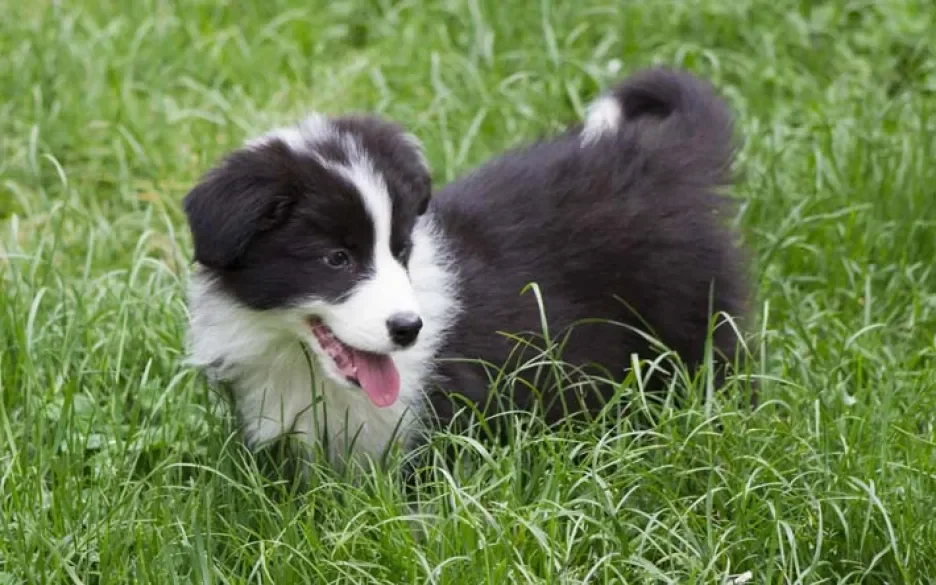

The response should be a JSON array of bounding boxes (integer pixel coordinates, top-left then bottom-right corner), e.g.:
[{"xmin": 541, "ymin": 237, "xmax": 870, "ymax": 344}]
[{"xmin": 581, "ymin": 96, "xmax": 621, "ymax": 146}]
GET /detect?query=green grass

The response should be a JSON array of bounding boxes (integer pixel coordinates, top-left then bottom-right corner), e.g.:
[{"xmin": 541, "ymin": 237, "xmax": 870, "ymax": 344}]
[{"xmin": 2, "ymin": 0, "xmax": 936, "ymax": 582}]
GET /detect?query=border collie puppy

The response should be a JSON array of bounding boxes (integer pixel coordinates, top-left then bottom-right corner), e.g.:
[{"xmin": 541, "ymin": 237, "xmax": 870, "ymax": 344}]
[{"xmin": 182, "ymin": 68, "xmax": 750, "ymax": 470}]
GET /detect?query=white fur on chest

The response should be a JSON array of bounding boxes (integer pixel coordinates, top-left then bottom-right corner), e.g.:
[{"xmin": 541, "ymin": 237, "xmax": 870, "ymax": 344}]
[{"xmin": 227, "ymin": 338, "xmax": 420, "ymax": 463}]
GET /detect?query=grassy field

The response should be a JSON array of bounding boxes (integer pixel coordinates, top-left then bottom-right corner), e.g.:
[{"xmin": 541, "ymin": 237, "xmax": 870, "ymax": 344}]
[{"xmin": 2, "ymin": 0, "xmax": 936, "ymax": 582}]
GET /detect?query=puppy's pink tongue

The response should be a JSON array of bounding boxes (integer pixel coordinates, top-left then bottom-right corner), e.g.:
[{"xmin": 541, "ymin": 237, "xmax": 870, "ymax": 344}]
[{"xmin": 352, "ymin": 351, "xmax": 400, "ymax": 408}]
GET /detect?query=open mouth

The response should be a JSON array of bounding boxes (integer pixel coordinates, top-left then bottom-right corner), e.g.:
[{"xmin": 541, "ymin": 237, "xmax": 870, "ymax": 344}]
[{"xmin": 305, "ymin": 317, "xmax": 401, "ymax": 408}]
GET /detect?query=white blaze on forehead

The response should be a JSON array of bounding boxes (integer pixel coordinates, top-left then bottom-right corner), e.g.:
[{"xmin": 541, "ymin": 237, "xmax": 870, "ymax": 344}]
[
  {"xmin": 322, "ymin": 142, "xmax": 395, "ymax": 255},
  {"xmin": 320, "ymin": 148, "xmax": 421, "ymax": 352}
]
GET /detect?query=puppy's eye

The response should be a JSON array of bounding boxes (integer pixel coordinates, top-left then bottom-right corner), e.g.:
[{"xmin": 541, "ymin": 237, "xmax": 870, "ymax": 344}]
[{"xmin": 323, "ymin": 250, "xmax": 351, "ymax": 268}]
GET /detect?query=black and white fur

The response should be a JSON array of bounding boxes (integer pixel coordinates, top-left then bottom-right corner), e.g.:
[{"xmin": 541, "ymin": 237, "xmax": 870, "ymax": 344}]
[{"xmin": 183, "ymin": 68, "xmax": 750, "ymax": 470}]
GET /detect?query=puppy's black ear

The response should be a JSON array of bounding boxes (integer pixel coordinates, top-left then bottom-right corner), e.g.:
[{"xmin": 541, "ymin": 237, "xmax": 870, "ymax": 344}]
[
  {"xmin": 416, "ymin": 191, "xmax": 430, "ymax": 216},
  {"xmin": 400, "ymin": 132, "xmax": 432, "ymax": 217},
  {"xmin": 408, "ymin": 164, "xmax": 431, "ymax": 217},
  {"xmin": 183, "ymin": 147, "xmax": 295, "ymax": 270}
]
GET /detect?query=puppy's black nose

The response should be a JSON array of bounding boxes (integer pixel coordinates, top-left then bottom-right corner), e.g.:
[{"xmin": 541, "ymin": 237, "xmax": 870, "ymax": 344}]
[{"xmin": 386, "ymin": 312, "xmax": 423, "ymax": 347}]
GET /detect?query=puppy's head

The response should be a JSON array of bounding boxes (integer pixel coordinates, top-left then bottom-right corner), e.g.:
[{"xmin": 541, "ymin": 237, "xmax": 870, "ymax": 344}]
[{"xmin": 183, "ymin": 114, "xmax": 432, "ymax": 408}]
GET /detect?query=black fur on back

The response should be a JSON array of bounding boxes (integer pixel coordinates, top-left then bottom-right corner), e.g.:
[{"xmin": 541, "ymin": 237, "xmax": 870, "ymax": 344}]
[{"xmin": 424, "ymin": 68, "xmax": 751, "ymax": 430}]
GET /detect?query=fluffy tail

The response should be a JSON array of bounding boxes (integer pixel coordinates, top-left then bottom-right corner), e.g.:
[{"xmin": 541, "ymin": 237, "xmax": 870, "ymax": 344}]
[{"xmin": 580, "ymin": 67, "xmax": 737, "ymax": 185}]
